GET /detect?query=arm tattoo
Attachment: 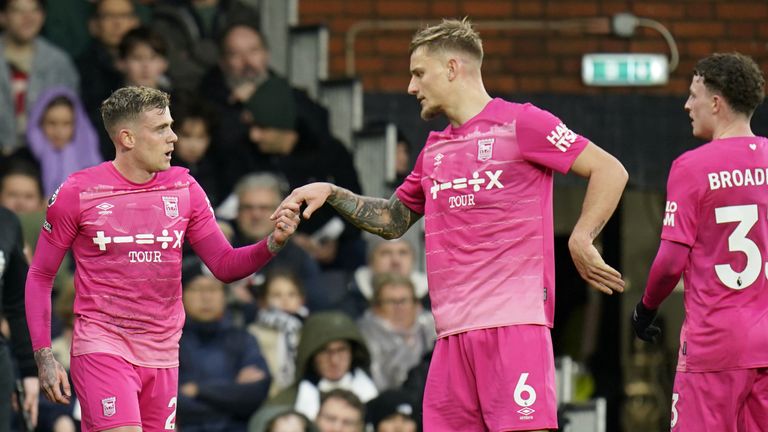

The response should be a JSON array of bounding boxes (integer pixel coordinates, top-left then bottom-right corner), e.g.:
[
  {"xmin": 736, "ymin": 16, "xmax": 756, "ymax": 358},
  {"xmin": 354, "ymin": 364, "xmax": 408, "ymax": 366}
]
[
  {"xmin": 589, "ymin": 220, "xmax": 606, "ymax": 240},
  {"xmin": 328, "ymin": 189, "xmax": 420, "ymax": 239}
]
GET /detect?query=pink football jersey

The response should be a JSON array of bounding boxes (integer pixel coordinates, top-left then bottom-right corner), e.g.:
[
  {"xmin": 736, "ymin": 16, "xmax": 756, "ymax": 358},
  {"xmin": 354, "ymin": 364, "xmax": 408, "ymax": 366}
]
[
  {"xmin": 396, "ymin": 99, "xmax": 589, "ymax": 337},
  {"xmin": 42, "ymin": 162, "xmax": 221, "ymax": 367},
  {"xmin": 661, "ymin": 136, "xmax": 768, "ymax": 372}
]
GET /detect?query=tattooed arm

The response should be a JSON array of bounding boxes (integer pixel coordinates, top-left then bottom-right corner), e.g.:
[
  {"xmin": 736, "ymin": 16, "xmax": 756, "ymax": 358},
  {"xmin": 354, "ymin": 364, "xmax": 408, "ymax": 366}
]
[
  {"xmin": 568, "ymin": 142, "xmax": 628, "ymax": 295},
  {"xmin": 273, "ymin": 183, "xmax": 421, "ymax": 240}
]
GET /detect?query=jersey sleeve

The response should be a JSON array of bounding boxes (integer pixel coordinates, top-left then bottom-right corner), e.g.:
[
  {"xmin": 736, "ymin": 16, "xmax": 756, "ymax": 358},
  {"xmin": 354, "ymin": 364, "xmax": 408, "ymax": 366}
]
[
  {"xmin": 40, "ymin": 182, "xmax": 80, "ymax": 249},
  {"xmin": 515, "ymin": 103, "xmax": 589, "ymax": 173},
  {"xmin": 185, "ymin": 178, "xmax": 223, "ymax": 245},
  {"xmin": 395, "ymin": 148, "xmax": 426, "ymax": 214},
  {"xmin": 660, "ymin": 158, "xmax": 700, "ymax": 247}
]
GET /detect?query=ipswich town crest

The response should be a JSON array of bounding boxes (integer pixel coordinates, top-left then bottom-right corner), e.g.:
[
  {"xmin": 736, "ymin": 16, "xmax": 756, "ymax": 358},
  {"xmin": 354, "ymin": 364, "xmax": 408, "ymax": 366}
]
[
  {"xmin": 477, "ymin": 138, "xmax": 494, "ymax": 161},
  {"xmin": 162, "ymin": 196, "xmax": 179, "ymax": 218},
  {"xmin": 102, "ymin": 397, "xmax": 116, "ymax": 417}
]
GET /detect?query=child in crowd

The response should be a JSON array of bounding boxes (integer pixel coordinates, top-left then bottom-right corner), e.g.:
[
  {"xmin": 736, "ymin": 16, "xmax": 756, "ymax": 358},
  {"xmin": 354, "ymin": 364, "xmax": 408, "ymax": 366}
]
[
  {"xmin": 25, "ymin": 86, "xmax": 101, "ymax": 198},
  {"xmin": 249, "ymin": 269, "xmax": 307, "ymax": 397},
  {"xmin": 117, "ymin": 26, "xmax": 170, "ymax": 90}
]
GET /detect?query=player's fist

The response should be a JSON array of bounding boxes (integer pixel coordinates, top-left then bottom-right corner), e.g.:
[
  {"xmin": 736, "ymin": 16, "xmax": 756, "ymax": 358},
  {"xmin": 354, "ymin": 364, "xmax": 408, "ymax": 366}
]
[{"xmin": 632, "ymin": 301, "xmax": 661, "ymax": 343}]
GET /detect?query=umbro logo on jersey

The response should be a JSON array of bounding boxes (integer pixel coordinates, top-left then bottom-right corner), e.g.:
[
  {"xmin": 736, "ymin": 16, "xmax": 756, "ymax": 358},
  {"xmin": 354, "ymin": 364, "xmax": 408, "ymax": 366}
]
[
  {"xmin": 96, "ymin": 202, "xmax": 114, "ymax": 215},
  {"xmin": 434, "ymin": 153, "xmax": 444, "ymax": 167}
]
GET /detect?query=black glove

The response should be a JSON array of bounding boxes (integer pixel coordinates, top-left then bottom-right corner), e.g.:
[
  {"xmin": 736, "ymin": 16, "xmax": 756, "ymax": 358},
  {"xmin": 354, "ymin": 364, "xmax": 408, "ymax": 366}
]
[{"xmin": 632, "ymin": 301, "xmax": 660, "ymax": 342}]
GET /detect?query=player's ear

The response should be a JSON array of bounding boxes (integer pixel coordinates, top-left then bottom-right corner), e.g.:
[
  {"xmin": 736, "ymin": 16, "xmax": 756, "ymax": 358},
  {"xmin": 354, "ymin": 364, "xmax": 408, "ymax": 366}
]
[
  {"xmin": 447, "ymin": 57, "xmax": 459, "ymax": 81},
  {"xmin": 711, "ymin": 94, "xmax": 722, "ymax": 114},
  {"xmin": 117, "ymin": 127, "xmax": 136, "ymax": 150}
]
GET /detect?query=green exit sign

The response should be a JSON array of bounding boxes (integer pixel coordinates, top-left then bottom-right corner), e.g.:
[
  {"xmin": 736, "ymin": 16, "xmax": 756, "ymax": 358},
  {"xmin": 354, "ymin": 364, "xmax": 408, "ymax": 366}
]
[{"xmin": 582, "ymin": 54, "xmax": 669, "ymax": 86}]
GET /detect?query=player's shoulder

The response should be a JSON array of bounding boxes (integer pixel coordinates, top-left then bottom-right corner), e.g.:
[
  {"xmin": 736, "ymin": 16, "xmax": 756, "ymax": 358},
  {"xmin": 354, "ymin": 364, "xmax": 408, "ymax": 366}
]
[{"xmin": 160, "ymin": 166, "xmax": 192, "ymax": 181}]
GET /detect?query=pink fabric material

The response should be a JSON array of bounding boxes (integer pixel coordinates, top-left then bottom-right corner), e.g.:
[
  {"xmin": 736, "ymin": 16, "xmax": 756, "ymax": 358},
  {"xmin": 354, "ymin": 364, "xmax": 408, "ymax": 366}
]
[
  {"xmin": 71, "ymin": 352, "xmax": 178, "ymax": 432},
  {"xmin": 396, "ymin": 99, "xmax": 588, "ymax": 337},
  {"xmin": 25, "ymin": 235, "xmax": 67, "ymax": 350},
  {"xmin": 190, "ymin": 229, "xmax": 273, "ymax": 283},
  {"xmin": 641, "ymin": 239, "xmax": 690, "ymax": 310},
  {"xmin": 422, "ymin": 325, "xmax": 558, "ymax": 432},
  {"xmin": 25, "ymin": 162, "xmax": 273, "ymax": 367},
  {"xmin": 671, "ymin": 368, "xmax": 768, "ymax": 432},
  {"xmin": 660, "ymin": 136, "xmax": 768, "ymax": 372}
]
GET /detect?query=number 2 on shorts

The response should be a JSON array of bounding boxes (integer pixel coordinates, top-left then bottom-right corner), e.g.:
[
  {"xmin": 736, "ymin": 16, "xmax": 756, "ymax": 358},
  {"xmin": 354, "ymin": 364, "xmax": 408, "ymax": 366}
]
[{"xmin": 165, "ymin": 397, "xmax": 177, "ymax": 430}]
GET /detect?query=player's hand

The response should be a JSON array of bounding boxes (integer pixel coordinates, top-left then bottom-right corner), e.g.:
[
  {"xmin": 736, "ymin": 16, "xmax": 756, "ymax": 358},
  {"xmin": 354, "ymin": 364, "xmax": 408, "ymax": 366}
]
[
  {"xmin": 22, "ymin": 377, "xmax": 40, "ymax": 428},
  {"xmin": 271, "ymin": 183, "xmax": 334, "ymax": 221},
  {"xmin": 568, "ymin": 234, "xmax": 625, "ymax": 295},
  {"xmin": 34, "ymin": 348, "xmax": 70, "ymax": 404},
  {"xmin": 632, "ymin": 301, "xmax": 661, "ymax": 342},
  {"xmin": 269, "ymin": 205, "xmax": 301, "ymax": 250}
]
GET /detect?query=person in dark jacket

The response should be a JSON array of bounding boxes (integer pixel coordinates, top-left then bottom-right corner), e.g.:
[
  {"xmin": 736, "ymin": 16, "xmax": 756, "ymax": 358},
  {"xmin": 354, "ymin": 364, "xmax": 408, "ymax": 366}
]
[
  {"xmin": 0, "ymin": 206, "xmax": 38, "ymax": 429},
  {"xmin": 251, "ymin": 312, "xmax": 378, "ymax": 425},
  {"xmin": 178, "ymin": 257, "xmax": 272, "ymax": 432}
]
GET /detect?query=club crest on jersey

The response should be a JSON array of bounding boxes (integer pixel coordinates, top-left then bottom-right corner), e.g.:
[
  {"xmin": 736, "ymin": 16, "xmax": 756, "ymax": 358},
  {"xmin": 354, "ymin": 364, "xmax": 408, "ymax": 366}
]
[
  {"xmin": 162, "ymin": 196, "xmax": 179, "ymax": 218},
  {"xmin": 477, "ymin": 138, "xmax": 494, "ymax": 161},
  {"xmin": 102, "ymin": 397, "xmax": 116, "ymax": 417}
]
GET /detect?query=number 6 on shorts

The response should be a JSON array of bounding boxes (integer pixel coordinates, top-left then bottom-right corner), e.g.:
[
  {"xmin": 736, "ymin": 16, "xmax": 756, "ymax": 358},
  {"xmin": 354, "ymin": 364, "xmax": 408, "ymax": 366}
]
[{"xmin": 514, "ymin": 372, "xmax": 537, "ymax": 407}]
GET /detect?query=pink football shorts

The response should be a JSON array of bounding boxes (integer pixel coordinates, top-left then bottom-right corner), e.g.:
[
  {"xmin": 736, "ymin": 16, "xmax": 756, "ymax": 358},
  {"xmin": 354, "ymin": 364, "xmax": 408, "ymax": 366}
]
[
  {"xmin": 671, "ymin": 368, "xmax": 768, "ymax": 432},
  {"xmin": 70, "ymin": 352, "xmax": 178, "ymax": 432},
  {"xmin": 423, "ymin": 324, "xmax": 558, "ymax": 432}
]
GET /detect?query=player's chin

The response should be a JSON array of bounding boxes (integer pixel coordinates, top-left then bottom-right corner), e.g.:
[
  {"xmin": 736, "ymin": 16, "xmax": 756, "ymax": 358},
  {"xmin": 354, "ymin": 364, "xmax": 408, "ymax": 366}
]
[{"xmin": 420, "ymin": 106, "xmax": 440, "ymax": 120}]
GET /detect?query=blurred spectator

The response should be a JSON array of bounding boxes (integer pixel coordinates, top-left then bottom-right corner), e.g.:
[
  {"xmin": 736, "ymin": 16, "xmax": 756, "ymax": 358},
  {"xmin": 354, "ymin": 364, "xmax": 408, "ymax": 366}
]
[
  {"xmin": 25, "ymin": 86, "xmax": 102, "ymax": 198},
  {"xmin": 0, "ymin": 163, "xmax": 73, "ymax": 274},
  {"xmin": 77, "ymin": 0, "xmax": 140, "ymax": 158},
  {"xmin": 117, "ymin": 25, "xmax": 170, "ymax": 90},
  {"xmin": 170, "ymin": 93, "xmax": 221, "ymax": 205},
  {"xmin": 260, "ymin": 312, "xmax": 377, "ymax": 422},
  {"xmin": 40, "ymin": 0, "xmax": 92, "ymax": 59},
  {"xmin": 0, "ymin": 0, "xmax": 79, "ymax": 154},
  {"xmin": 199, "ymin": 23, "xmax": 335, "ymax": 189},
  {"xmin": 0, "ymin": 161, "xmax": 43, "ymax": 215},
  {"xmin": 365, "ymin": 390, "xmax": 418, "ymax": 432},
  {"xmin": 178, "ymin": 257, "xmax": 272, "ymax": 432},
  {"xmin": 315, "ymin": 389, "xmax": 365, "ymax": 432},
  {"xmin": 0, "ymin": 207, "xmax": 38, "ymax": 430},
  {"xmin": 357, "ymin": 273, "xmax": 435, "ymax": 391},
  {"xmin": 392, "ymin": 130, "xmax": 413, "ymax": 187},
  {"xmin": 264, "ymin": 409, "xmax": 317, "ymax": 432},
  {"xmin": 248, "ymin": 269, "xmax": 306, "ymax": 397},
  {"xmin": 237, "ymin": 76, "xmax": 365, "ymax": 270},
  {"xmin": 221, "ymin": 173, "xmax": 323, "ymax": 311},
  {"xmin": 151, "ymin": 0, "xmax": 260, "ymax": 92},
  {"xmin": 346, "ymin": 237, "xmax": 428, "ymax": 318}
]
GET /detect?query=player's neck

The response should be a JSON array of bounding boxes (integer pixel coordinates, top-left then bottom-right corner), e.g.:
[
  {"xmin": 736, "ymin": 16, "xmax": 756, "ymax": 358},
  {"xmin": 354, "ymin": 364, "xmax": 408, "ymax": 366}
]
[
  {"xmin": 713, "ymin": 120, "xmax": 754, "ymax": 140},
  {"xmin": 111, "ymin": 159, "xmax": 157, "ymax": 184},
  {"xmin": 446, "ymin": 87, "xmax": 493, "ymax": 127}
]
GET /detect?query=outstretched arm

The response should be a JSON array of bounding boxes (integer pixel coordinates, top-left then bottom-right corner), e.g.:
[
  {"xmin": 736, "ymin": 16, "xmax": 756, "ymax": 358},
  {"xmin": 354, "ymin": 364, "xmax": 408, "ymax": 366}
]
[
  {"xmin": 568, "ymin": 143, "xmax": 628, "ymax": 295},
  {"xmin": 273, "ymin": 182, "xmax": 422, "ymax": 240}
]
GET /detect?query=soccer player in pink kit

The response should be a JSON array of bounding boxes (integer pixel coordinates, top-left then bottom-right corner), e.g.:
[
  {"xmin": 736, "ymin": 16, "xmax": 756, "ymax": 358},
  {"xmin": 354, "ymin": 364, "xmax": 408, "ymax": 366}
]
[
  {"xmin": 633, "ymin": 53, "xmax": 768, "ymax": 431},
  {"xmin": 24, "ymin": 86, "xmax": 300, "ymax": 432},
  {"xmin": 273, "ymin": 19, "xmax": 627, "ymax": 432}
]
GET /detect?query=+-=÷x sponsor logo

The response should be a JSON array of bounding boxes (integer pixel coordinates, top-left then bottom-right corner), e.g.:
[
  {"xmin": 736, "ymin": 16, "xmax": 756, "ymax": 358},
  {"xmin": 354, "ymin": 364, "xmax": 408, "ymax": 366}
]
[{"xmin": 92, "ymin": 229, "xmax": 184, "ymax": 251}]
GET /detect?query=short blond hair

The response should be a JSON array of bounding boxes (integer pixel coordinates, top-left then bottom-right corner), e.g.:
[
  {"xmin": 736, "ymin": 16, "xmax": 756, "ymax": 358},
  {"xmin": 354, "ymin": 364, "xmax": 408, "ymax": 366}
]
[
  {"xmin": 409, "ymin": 17, "xmax": 483, "ymax": 63},
  {"xmin": 100, "ymin": 86, "xmax": 170, "ymax": 135}
]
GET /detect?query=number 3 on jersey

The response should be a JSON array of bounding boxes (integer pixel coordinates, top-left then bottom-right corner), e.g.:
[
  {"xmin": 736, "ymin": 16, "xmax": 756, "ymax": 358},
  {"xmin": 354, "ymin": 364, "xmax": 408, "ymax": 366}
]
[{"xmin": 715, "ymin": 204, "xmax": 766, "ymax": 289}]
